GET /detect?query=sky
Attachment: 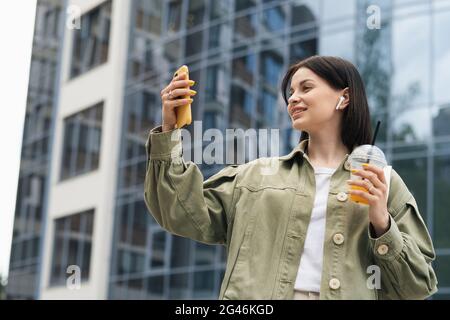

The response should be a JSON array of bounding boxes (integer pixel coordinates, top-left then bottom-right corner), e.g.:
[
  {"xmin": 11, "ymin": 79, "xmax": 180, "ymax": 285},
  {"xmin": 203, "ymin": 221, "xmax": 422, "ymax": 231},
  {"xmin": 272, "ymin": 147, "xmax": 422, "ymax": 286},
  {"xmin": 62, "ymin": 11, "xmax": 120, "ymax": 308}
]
[{"xmin": 0, "ymin": 1, "xmax": 37, "ymax": 279}]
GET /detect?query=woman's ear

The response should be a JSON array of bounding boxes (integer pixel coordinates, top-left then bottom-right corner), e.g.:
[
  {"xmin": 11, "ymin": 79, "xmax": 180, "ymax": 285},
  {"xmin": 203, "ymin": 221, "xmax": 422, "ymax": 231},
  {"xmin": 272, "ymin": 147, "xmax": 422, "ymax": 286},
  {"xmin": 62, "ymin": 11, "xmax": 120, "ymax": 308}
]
[{"xmin": 341, "ymin": 87, "xmax": 350, "ymax": 109}]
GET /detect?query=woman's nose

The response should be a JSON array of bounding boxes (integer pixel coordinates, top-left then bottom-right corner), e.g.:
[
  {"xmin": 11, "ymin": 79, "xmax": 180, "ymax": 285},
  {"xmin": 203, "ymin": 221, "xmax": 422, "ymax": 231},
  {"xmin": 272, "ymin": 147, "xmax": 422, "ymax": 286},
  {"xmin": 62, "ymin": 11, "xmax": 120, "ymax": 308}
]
[{"xmin": 288, "ymin": 94, "xmax": 300, "ymax": 105}]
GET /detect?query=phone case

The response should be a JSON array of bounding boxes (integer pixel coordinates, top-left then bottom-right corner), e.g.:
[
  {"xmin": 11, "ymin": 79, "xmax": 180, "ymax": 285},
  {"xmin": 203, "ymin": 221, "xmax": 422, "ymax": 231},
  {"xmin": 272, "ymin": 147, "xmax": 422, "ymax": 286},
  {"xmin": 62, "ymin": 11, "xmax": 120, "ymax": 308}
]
[{"xmin": 173, "ymin": 65, "xmax": 192, "ymax": 128}]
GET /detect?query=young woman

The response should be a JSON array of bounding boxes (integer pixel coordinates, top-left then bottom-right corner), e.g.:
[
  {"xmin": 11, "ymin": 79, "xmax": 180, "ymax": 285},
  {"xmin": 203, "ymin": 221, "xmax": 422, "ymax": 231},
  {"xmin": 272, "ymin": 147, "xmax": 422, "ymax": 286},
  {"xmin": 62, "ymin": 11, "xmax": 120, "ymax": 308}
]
[{"xmin": 145, "ymin": 55, "xmax": 437, "ymax": 300}]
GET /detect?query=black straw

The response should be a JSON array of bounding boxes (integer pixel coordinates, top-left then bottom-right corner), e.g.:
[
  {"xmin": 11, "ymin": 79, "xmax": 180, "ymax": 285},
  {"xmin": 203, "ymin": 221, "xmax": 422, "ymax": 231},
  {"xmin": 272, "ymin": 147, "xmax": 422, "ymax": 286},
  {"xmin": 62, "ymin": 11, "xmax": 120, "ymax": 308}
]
[
  {"xmin": 371, "ymin": 121, "xmax": 381, "ymax": 146},
  {"xmin": 365, "ymin": 121, "xmax": 381, "ymax": 164}
]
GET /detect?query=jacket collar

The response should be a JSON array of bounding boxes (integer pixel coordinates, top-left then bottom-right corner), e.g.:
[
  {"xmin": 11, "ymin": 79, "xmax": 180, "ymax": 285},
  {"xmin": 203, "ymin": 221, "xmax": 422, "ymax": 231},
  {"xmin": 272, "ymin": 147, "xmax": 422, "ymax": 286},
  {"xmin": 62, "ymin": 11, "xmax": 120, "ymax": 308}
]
[
  {"xmin": 278, "ymin": 139, "xmax": 308, "ymax": 161},
  {"xmin": 279, "ymin": 139, "xmax": 351, "ymax": 171}
]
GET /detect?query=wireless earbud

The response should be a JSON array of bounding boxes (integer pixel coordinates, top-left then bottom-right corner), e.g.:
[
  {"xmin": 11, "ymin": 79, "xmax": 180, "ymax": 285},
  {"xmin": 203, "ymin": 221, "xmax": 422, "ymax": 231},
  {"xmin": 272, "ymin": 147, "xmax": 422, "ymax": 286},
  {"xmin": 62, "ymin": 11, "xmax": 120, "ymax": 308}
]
[{"xmin": 335, "ymin": 96, "xmax": 345, "ymax": 110}]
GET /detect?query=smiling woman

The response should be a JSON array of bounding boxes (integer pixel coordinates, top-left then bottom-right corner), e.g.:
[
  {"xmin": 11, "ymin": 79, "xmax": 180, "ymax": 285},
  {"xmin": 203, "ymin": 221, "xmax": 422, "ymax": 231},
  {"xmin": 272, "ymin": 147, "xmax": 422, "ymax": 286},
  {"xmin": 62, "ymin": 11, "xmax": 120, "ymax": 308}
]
[
  {"xmin": 144, "ymin": 55, "xmax": 437, "ymax": 300},
  {"xmin": 281, "ymin": 55, "xmax": 373, "ymax": 155}
]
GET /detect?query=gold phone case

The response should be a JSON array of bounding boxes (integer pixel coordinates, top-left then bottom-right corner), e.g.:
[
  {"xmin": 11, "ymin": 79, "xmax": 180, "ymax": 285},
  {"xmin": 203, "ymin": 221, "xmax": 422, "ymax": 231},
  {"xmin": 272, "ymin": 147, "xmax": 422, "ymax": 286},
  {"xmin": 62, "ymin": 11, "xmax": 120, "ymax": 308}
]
[{"xmin": 173, "ymin": 65, "xmax": 192, "ymax": 128}]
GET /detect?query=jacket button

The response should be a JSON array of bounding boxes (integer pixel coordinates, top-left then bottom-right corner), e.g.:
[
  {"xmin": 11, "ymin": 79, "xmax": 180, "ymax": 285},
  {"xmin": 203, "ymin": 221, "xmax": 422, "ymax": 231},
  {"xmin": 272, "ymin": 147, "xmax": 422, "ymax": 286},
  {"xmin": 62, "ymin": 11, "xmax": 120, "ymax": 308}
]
[
  {"xmin": 377, "ymin": 244, "xmax": 389, "ymax": 255},
  {"xmin": 336, "ymin": 192, "xmax": 348, "ymax": 202},
  {"xmin": 344, "ymin": 160, "xmax": 351, "ymax": 170},
  {"xmin": 333, "ymin": 233, "xmax": 345, "ymax": 245},
  {"xmin": 329, "ymin": 278, "xmax": 341, "ymax": 290}
]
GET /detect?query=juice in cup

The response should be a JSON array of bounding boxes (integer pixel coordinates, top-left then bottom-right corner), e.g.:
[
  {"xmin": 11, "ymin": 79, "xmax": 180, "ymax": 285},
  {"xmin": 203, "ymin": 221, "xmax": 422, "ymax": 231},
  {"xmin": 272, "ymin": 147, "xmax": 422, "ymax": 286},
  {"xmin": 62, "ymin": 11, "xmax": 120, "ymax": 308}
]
[{"xmin": 348, "ymin": 144, "xmax": 387, "ymax": 205}]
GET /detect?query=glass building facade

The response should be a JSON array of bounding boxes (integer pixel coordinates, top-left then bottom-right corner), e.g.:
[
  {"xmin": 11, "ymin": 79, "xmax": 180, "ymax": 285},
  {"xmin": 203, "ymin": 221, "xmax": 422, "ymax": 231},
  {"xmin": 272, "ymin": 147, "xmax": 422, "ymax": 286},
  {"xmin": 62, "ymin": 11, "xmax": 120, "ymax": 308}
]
[
  {"xmin": 8, "ymin": 0, "xmax": 450, "ymax": 299},
  {"xmin": 108, "ymin": 0, "xmax": 450, "ymax": 299}
]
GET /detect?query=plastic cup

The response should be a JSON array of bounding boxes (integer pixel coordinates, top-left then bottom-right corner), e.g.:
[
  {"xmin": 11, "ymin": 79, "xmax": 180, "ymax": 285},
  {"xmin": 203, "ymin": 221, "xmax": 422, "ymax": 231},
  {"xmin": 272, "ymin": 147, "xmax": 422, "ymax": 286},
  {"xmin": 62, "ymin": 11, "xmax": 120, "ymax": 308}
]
[{"xmin": 348, "ymin": 144, "xmax": 387, "ymax": 205}]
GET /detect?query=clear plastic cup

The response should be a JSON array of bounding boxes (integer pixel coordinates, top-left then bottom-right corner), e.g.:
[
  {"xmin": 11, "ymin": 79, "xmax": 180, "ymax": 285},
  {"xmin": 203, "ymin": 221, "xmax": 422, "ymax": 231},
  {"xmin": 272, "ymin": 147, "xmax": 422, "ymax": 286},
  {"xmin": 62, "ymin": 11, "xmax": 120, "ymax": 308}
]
[{"xmin": 348, "ymin": 145, "xmax": 387, "ymax": 205}]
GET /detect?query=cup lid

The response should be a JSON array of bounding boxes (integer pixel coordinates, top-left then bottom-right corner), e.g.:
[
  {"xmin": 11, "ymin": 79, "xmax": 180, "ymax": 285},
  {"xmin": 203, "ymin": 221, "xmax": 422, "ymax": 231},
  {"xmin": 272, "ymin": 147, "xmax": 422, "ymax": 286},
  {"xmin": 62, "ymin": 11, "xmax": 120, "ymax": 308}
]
[{"xmin": 349, "ymin": 144, "xmax": 387, "ymax": 165}]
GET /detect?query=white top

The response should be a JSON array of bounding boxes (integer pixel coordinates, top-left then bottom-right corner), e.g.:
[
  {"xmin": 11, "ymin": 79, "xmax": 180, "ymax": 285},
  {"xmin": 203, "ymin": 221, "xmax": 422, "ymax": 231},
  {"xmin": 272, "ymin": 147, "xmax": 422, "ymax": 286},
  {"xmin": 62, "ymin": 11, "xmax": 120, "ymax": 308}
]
[{"xmin": 294, "ymin": 166, "xmax": 336, "ymax": 293}]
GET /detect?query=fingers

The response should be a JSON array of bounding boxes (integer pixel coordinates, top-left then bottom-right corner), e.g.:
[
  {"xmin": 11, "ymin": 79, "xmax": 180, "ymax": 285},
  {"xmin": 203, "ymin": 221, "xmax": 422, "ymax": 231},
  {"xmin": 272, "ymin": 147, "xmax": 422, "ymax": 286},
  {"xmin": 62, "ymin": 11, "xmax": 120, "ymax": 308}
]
[
  {"xmin": 347, "ymin": 179, "xmax": 382, "ymax": 197},
  {"xmin": 351, "ymin": 167, "xmax": 386, "ymax": 191},
  {"xmin": 164, "ymin": 98, "xmax": 194, "ymax": 109},
  {"xmin": 171, "ymin": 88, "xmax": 197, "ymax": 98},
  {"xmin": 362, "ymin": 163, "xmax": 386, "ymax": 184},
  {"xmin": 161, "ymin": 78, "xmax": 195, "ymax": 97},
  {"xmin": 162, "ymin": 88, "xmax": 197, "ymax": 102},
  {"xmin": 175, "ymin": 72, "xmax": 188, "ymax": 81},
  {"xmin": 348, "ymin": 189, "xmax": 378, "ymax": 204}
]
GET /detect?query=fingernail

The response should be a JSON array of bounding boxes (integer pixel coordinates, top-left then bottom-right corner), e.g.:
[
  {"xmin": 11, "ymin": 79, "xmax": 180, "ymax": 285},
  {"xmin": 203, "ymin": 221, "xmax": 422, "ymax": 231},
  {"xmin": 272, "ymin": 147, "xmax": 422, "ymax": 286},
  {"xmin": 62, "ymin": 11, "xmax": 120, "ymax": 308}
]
[
  {"xmin": 188, "ymin": 99, "xmax": 193, "ymax": 103},
  {"xmin": 189, "ymin": 90, "xmax": 197, "ymax": 95},
  {"xmin": 351, "ymin": 169, "xmax": 358, "ymax": 173},
  {"xmin": 189, "ymin": 80, "xmax": 195, "ymax": 86}
]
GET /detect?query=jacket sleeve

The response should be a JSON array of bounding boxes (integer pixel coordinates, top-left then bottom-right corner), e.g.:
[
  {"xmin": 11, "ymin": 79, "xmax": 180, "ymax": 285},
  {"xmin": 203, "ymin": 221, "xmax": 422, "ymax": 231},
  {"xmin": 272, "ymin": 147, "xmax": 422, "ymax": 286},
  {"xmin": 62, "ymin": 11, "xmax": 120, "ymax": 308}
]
[
  {"xmin": 368, "ymin": 168, "xmax": 438, "ymax": 300},
  {"xmin": 143, "ymin": 125, "xmax": 240, "ymax": 245}
]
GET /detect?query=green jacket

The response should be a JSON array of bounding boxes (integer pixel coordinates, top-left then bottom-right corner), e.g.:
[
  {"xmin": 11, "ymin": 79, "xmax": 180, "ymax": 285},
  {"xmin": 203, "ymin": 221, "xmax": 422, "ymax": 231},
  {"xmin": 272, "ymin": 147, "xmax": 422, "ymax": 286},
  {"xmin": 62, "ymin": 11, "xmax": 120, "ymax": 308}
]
[{"xmin": 144, "ymin": 125, "xmax": 438, "ymax": 300}]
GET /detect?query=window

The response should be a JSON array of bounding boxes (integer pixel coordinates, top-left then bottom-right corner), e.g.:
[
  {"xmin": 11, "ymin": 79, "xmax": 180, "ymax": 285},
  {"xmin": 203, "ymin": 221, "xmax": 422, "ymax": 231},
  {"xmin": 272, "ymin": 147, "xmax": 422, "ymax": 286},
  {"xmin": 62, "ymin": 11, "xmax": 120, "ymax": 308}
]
[
  {"xmin": 170, "ymin": 236, "xmax": 192, "ymax": 268},
  {"xmin": 230, "ymin": 85, "xmax": 253, "ymax": 127},
  {"xmin": 234, "ymin": 12, "xmax": 258, "ymax": 41},
  {"xmin": 208, "ymin": 22, "xmax": 232, "ymax": 51},
  {"xmin": 392, "ymin": 14, "xmax": 431, "ymax": 111},
  {"xmin": 193, "ymin": 270, "xmax": 215, "ymax": 298},
  {"xmin": 185, "ymin": 30, "xmax": 204, "ymax": 58},
  {"xmin": 150, "ymin": 231, "xmax": 166, "ymax": 268},
  {"xmin": 146, "ymin": 275, "xmax": 165, "ymax": 298},
  {"xmin": 433, "ymin": 104, "xmax": 450, "ymax": 138},
  {"xmin": 235, "ymin": 0, "xmax": 256, "ymax": 12},
  {"xmin": 433, "ymin": 10, "xmax": 450, "ymax": 104},
  {"xmin": 262, "ymin": 5, "xmax": 286, "ymax": 32},
  {"xmin": 50, "ymin": 210, "xmax": 94, "ymax": 286},
  {"xmin": 391, "ymin": 108, "xmax": 431, "ymax": 146},
  {"xmin": 261, "ymin": 51, "xmax": 283, "ymax": 87},
  {"xmin": 205, "ymin": 65, "xmax": 228, "ymax": 106},
  {"xmin": 434, "ymin": 155, "xmax": 450, "ymax": 249},
  {"xmin": 232, "ymin": 53, "xmax": 256, "ymax": 85},
  {"xmin": 392, "ymin": 157, "xmax": 428, "ymax": 223},
  {"xmin": 194, "ymin": 242, "xmax": 215, "ymax": 266},
  {"xmin": 135, "ymin": 0, "xmax": 162, "ymax": 35},
  {"xmin": 166, "ymin": 0, "xmax": 182, "ymax": 33},
  {"xmin": 70, "ymin": 1, "xmax": 112, "ymax": 78},
  {"xmin": 435, "ymin": 255, "xmax": 450, "ymax": 288},
  {"xmin": 61, "ymin": 102, "xmax": 103, "ymax": 180},
  {"xmin": 169, "ymin": 272, "xmax": 189, "ymax": 299},
  {"xmin": 187, "ymin": 0, "xmax": 206, "ymax": 28},
  {"xmin": 209, "ymin": 0, "xmax": 231, "ymax": 21},
  {"xmin": 289, "ymin": 38, "xmax": 317, "ymax": 65},
  {"xmin": 261, "ymin": 91, "xmax": 278, "ymax": 127}
]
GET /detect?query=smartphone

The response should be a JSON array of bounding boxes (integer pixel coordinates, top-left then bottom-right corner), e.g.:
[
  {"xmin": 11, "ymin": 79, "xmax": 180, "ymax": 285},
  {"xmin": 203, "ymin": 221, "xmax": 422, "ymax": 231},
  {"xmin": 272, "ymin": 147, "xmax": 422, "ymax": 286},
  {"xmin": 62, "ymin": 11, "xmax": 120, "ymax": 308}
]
[{"xmin": 173, "ymin": 65, "xmax": 192, "ymax": 128}]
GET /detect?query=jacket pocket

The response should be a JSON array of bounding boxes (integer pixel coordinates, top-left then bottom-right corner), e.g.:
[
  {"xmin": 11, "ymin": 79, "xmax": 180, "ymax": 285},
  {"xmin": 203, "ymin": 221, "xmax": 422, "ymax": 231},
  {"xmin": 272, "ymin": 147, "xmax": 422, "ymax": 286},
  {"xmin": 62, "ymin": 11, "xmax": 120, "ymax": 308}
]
[{"xmin": 223, "ymin": 187, "xmax": 296, "ymax": 299}]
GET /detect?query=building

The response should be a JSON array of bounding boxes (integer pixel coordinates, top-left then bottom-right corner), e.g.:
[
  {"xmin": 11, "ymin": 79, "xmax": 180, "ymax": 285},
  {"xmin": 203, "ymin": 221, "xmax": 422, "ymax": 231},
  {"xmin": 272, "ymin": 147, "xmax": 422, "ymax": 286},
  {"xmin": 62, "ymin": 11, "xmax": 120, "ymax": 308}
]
[
  {"xmin": 7, "ymin": 0, "xmax": 450, "ymax": 299},
  {"xmin": 6, "ymin": 0, "xmax": 65, "ymax": 299}
]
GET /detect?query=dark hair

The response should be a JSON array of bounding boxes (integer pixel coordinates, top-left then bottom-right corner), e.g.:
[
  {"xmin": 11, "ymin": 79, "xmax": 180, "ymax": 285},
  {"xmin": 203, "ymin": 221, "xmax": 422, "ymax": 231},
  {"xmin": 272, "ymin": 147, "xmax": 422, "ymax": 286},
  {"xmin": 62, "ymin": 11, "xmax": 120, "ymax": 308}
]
[{"xmin": 281, "ymin": 55, "xmax": 372, "ymax": 152}]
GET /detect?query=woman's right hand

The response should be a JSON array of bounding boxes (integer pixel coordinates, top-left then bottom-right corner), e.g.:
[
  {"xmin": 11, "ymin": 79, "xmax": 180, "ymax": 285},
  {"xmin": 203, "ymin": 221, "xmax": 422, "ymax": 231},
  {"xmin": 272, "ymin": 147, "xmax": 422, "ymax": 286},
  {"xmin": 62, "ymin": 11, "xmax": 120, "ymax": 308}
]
[{"xmin": 160, "ymin": 72, "xmax": 196, "ymax": 132}]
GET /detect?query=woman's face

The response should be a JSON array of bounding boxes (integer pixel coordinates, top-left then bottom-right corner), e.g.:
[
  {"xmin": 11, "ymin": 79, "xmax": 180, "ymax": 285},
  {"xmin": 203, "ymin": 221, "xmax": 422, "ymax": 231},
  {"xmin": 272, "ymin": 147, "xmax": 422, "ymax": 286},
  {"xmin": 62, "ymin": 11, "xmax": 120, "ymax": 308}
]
[{"xmin": 287, "ymin": 67, "xmax": 348, "ymax": 133}]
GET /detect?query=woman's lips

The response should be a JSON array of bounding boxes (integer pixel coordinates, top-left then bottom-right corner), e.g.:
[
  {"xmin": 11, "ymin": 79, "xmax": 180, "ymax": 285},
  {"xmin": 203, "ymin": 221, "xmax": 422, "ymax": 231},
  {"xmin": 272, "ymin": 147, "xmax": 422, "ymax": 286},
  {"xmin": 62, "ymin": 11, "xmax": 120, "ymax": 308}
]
[{"xmin": 292, "ymin": 110, "xmax": 306, "ymax": 119}]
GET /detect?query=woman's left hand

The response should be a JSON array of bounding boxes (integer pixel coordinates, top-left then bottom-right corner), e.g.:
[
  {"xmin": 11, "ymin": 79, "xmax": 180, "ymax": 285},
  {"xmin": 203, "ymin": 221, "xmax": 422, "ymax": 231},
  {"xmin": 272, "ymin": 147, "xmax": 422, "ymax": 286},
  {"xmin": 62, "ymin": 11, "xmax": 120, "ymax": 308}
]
[{"xmin": 347, "ymin": 163, "xmax": 390, "ymax": 237}]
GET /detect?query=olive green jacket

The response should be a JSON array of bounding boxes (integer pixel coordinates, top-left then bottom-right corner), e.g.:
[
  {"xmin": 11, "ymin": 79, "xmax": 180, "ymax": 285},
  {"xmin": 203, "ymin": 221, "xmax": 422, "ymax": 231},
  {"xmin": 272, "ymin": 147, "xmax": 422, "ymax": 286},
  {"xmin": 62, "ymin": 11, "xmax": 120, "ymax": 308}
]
[{"xmin": 144, "ymin": 125, "xmax": 438, "ymax": 300}]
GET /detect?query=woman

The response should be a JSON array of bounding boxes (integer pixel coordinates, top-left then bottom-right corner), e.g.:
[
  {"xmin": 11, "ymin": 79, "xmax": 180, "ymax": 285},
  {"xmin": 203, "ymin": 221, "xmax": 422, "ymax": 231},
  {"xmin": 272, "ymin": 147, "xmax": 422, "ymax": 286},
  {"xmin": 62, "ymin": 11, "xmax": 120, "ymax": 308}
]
[{"xmin": 144, "ymin": 55, "xmax": 438, "ymax": 300}]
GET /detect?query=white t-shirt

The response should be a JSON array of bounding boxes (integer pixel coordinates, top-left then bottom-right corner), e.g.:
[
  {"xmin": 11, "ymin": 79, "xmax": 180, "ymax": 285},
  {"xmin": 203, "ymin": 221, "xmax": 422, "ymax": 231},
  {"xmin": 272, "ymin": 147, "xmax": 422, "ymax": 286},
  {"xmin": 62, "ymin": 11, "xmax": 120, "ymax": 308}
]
[{"xmin": 294, "ymin": 166, "xmax": 335, "ymax": 292}]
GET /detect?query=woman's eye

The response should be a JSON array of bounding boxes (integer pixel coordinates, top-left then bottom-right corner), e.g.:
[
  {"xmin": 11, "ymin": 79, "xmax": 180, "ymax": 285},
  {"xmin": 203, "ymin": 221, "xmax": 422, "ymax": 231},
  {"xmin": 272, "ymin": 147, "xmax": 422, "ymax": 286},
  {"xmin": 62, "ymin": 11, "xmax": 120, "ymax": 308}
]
[{"xmin": 303, "ymin": 87, "xmax": 311, "ymax": 92}]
